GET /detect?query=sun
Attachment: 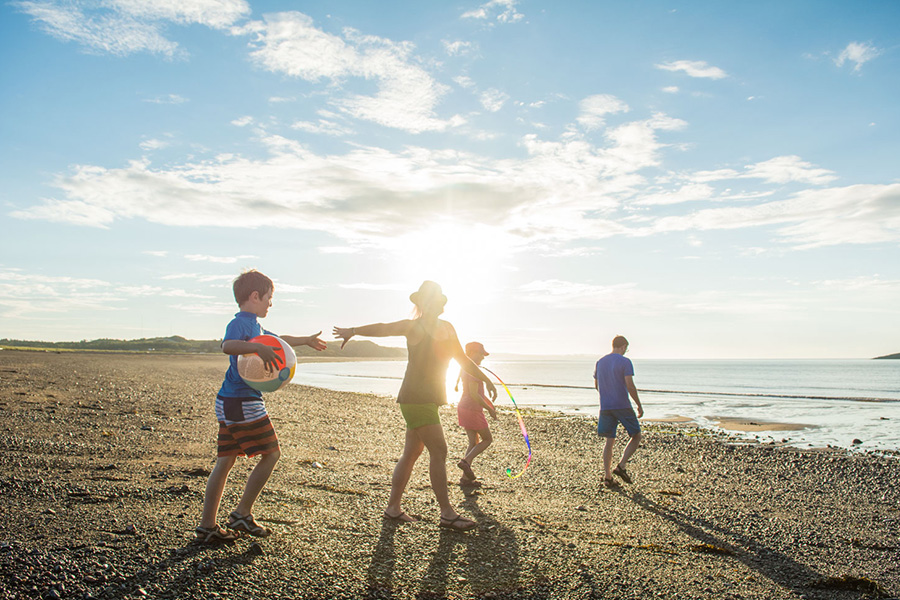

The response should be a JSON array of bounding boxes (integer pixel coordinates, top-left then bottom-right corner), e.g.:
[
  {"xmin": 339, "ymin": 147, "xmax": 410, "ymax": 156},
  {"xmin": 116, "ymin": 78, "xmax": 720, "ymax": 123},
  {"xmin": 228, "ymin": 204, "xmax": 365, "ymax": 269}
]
[{"xmin": 384, "ymin": 220, "xmax": 517, "ymax": 334}]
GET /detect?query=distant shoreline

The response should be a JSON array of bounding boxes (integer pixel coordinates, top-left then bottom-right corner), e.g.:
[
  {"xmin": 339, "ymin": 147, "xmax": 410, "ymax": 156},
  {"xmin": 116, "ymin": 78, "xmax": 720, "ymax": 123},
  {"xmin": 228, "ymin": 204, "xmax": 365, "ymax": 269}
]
[{"xmin": 3, "ymin": 336, "xmax": 897, "ymax": 360}]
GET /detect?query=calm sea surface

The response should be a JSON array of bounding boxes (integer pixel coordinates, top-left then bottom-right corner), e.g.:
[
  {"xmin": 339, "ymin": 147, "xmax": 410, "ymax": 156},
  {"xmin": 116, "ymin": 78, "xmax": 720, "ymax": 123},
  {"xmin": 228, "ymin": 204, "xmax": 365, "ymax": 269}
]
[{"xmin": 293, "ymin": 357, "xmax": 900, "ymax": 451}]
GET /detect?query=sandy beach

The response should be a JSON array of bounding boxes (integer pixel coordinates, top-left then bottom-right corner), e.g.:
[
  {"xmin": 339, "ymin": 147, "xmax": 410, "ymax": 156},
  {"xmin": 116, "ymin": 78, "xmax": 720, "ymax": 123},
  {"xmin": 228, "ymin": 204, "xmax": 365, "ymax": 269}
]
[{"xmin": 0, "ymin": 349, "xmax": 897, "ymax": 599}]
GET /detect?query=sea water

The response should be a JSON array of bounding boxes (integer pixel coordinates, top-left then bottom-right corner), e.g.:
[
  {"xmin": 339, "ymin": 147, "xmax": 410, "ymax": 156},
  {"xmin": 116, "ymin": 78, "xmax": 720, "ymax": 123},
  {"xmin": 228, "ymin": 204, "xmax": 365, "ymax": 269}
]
[{"xmin": 294, "ymin": 357, "xmax": 900, "ymax": 452}]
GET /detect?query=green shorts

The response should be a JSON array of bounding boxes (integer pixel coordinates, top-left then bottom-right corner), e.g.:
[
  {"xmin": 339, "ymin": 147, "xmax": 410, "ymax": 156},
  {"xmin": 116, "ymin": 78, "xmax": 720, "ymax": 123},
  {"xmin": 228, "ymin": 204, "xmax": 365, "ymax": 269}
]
[{"xmin": 399, "ymin": 403, "xmax": 441, "ymax": 430}]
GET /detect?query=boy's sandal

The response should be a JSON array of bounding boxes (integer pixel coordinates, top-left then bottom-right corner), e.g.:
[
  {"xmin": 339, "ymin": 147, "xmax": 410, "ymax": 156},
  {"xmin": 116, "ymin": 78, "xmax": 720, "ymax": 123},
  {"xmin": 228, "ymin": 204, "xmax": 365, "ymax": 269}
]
[
  {"xmin": 459, "ymin": 477, "xmax": 483, "ymax": 488},
  {"xmin": 603, "ymin": 477, "xmax": 621, "ymax": 489},
  {"xmin": 226, "ymin": 511, "xmax": 272, "ymax": 537},
  {"xmin": 457, "ymin": 459, "xmax": 476, "ymax": 480},
  {"xmin": 194, "ymin": 525, "xmax": 237, "ymax": 544},
  {"xmin": 439, "ymin": 515, "xmax": 477, "ymax": 532},
  {"xmin": 612, "ymin": 465, "xmax": 632, "ymax": 484}
]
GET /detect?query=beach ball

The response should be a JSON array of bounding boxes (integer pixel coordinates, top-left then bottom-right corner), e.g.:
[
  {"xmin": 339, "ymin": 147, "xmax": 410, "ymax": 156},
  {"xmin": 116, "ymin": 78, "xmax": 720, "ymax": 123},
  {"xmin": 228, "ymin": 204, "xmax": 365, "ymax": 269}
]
[{"xmin": 237, "ymin": 334, "xmax": 297, "ymax": 393}]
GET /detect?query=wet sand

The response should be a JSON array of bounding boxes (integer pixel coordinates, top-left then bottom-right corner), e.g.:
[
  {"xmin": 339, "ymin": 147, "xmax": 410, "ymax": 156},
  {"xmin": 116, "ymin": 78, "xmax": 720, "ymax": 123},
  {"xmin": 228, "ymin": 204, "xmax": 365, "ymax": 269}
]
[
  {"xmin": 711, "ymin": 416, "xmax": 814, "ymax": 433},
  {"xmin": 0, "ymin": 350, "xmax": 898, "ymax": 599}
]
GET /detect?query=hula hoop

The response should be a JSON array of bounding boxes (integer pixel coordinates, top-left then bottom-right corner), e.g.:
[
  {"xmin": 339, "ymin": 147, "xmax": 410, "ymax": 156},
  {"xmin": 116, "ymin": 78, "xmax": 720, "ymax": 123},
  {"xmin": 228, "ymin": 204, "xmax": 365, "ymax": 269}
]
[{"xmin": 481, "ymin": 366, "xmax": 532, "ymax": 478}]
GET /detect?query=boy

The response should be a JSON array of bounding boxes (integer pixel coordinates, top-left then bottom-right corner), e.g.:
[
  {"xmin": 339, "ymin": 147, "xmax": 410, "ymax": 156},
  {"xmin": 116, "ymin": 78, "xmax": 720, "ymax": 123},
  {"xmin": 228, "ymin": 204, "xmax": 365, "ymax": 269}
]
[
  {"xmin": 593, "ymin": 335, "xmax": 643, "ymax": 488},
  {"xmin": 195, "ymin": 269, "xmax": 326, "ymax": 543}
]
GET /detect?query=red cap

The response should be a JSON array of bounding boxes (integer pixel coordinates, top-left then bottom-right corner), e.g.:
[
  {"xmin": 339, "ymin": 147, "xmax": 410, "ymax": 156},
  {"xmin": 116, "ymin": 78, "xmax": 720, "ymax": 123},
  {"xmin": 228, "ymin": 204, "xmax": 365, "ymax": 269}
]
[{"xmin": 465, "ymin": 341, "xmax": 489, "ymax": 357}]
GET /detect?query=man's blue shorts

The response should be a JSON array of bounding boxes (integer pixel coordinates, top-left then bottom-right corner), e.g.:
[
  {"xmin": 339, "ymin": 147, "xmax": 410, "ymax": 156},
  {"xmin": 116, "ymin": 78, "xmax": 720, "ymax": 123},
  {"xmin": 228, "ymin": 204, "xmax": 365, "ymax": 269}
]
[{"xmin": 597, "ymin": 408, "xmax": 641, "ymax": 438}]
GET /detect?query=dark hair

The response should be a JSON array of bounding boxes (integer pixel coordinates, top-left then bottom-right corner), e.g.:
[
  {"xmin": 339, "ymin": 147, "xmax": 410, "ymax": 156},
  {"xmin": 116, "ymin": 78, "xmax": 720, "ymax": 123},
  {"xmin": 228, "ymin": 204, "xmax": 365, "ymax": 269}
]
[
  {"xmin": 233, "ymin": 269, "xmax": 273, "ymax": 305},
  {"xmin": 612, "ymin": 335, "xmax": 628, "ymax": 349}
]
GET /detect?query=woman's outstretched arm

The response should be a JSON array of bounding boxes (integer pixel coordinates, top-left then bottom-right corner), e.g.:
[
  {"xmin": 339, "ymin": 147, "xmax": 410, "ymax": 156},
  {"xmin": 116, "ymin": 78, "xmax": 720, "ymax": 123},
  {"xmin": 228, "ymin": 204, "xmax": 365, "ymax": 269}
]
[{"xmin": 333, "ymin": 320, "xmax": 413, "ymax": 349}]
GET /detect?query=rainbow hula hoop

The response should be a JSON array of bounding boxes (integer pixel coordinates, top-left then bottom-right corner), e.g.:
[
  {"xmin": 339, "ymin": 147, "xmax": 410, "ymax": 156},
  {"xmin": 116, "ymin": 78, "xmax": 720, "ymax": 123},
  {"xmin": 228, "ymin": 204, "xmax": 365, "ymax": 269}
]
[{"xmin": 481, "ymin": 366, "xmax": 532, "ymax": 479}]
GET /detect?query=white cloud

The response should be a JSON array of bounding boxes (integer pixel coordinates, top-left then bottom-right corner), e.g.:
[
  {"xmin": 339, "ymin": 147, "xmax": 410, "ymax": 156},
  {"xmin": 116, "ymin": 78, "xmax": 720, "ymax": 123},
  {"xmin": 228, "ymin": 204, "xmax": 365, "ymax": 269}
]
[
  {"xmin": 462, "ymin": 0, "xmax": 524, "ymax": 23},
  {"xmin": 269, "ymin": 96, "xmax": 296, "ymax": 103},
  {"xmin": 742, "ymin": 156, "xmax": 837, "ymax": 185},
  {"xmin": 813, "ymin": 275, "xmax": 900, "ymax": 292},
  {"xmin": 143, "ymin": 250, "xmax": 168, "ymax": 257},
  {"xmin": 0, "ymin": 268, "xmax": 119, "ymax": 319},
  {"xmin": 185, "ymin": 254, "xmax": 256, "ymax": 264},
  {"xmin": 241, "ymin": 12, "xmax": 455, "ymax": 133},
  {"xmin": 118, "ymin": 285, "xmax": 211, "ymax": 298},
  {"xmin": 662, "ymin": 86, "xmax": 679, "ymax": 94},
  {"xmin": 454, "ymin": 75, "xmax": 476, "ymax": 89},
  {"xmin": 835, "ymin": 41, "xmax": 881, "ymax": 72},
  {"xmin": 656, "ymin": 60, "xmax": 727, "ymax": 79},
  {"xmin": 10, "ymin": 114, "xmax": 686, "ymax": 246},
  {"xmin": 14, "ymin": 0, "xmax": 250, "ymax": 57},
  {"xmin": 231, "ymin": 116, "xmax": 254, "ymax": 127},
  {"xmin": 160, "ymin": 273, "xmax": 232, "ymax": 283},
  {"xmin": 167, "ymin": 301, "xmax": 234, "ymax": 315},
  {"xmin": 479, "ymin": 88, "xmax": 510, "ymax": 112},
  {"xmin": 143, "ymin": 93, "xmax": 189, "ymax": 104},
  {"xmin": 598, "ymin": 113, "xmax": 687, "ymax": 174},
  {"xmin": 339, "ymin": 283, "xmax": 407, "ymax": 291},
  {"xmin": 691, "ymin": 155, "xmax": 837, "ymax": 186},
  {"xmin": 518, "ymin": 279, "xmax": 795, "ymax": 315},
  {"xmin": 633, "ymin": 183, "xmax": 714, "ymax": 206},
  {"xmin": 318, "ymin": 246, "xmax": 362, "ymax": 254},
  {"xmin": 576, "ymin": 94, "xmax": 630, "ymax": 130},
  {"xmin": 271, "ymin": 283, "xmax": 316, "ymax": 294},
  {"xmin": 443, "ymin": 40, "xmax": 474, "ymax": 56},
  {"xmin": 105, "ymin": 0, "xmax": 250, "ymax": 29},
  {"xmin": 649, "ymin": 183, "xmax": 900, "ymax": 248},
  {"xmin": 291, "ymin": 119, "xmax": 354, "ymax": 137},
  {"xmin": 140, "ymin": 138, "xmax": 169, "ymax": 151}
]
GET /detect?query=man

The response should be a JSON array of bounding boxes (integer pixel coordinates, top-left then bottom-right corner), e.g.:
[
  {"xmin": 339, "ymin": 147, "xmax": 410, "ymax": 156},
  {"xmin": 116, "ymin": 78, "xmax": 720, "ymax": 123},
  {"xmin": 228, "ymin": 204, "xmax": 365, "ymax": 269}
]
[{"xmin": 593, "ymin": 335, "xmax": 643, "ymax": 487}]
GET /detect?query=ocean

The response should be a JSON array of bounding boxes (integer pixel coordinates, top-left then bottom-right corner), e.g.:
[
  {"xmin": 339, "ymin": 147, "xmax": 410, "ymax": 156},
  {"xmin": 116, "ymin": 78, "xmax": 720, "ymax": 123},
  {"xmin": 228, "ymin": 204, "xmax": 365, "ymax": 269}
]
[{"xmin": 293, "ymin": 357, "xmax": 900, "ymax": 452}]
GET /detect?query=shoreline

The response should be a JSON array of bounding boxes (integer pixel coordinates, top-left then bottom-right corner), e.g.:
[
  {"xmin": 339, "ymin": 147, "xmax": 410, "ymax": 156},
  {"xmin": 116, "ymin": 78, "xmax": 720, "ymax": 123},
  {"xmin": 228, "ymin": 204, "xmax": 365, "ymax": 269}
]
[{"xmin": 1, "ymin": 350, "xmax": 898, "ymax": 599}]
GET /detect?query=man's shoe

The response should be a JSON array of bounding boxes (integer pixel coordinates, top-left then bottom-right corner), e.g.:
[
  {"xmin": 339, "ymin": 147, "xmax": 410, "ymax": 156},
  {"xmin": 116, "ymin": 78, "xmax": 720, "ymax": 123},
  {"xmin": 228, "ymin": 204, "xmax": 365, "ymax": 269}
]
[{"xmin": 612, "ymin": 465, "xmax": 632, "ymax": 484}]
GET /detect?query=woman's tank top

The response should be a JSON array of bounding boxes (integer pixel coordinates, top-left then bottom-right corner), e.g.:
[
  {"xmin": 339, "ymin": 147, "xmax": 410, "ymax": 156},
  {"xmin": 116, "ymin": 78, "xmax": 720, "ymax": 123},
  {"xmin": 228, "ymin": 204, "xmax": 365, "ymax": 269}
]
[{"xmin": 397, "ymin": 320, "xmax": 452, "ymax": 405}]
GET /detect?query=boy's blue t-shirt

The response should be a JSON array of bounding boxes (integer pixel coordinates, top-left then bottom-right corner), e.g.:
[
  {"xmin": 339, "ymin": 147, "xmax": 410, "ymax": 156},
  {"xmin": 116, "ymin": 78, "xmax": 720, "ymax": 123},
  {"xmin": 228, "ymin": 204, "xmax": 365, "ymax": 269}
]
[
  {"xmin": 218, "ymin": 311, "xmax": 275, "ymax": 399},
  {"xmin": 593, "ymin": 353, "xmax": 634, "ymax": 410}
]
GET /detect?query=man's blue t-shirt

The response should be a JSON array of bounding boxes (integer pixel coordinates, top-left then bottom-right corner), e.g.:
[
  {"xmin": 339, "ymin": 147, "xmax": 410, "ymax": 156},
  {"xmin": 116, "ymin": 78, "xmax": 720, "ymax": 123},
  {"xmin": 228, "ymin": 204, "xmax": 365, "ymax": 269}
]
[
  {"xmin": 593, "ymin": 353, "xmax": 634, "ymax": 410},
  {"xmin": 217, "ymin": 311, "xmax": 274, "ymax": 399}
]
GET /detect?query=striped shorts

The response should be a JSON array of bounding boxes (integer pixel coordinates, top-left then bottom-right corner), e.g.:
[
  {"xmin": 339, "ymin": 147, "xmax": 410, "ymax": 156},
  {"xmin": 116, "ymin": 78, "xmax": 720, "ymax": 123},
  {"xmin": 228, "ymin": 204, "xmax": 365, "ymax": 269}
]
[{"xmin": 215, "ymin": 395, "xmax": 279, "ymax": 457}]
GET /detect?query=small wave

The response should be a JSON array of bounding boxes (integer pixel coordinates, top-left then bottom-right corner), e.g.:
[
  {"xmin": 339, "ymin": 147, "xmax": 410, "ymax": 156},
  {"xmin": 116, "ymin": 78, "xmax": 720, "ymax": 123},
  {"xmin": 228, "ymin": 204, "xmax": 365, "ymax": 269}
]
[
  {"xmin": 313, "ymin": 373, "xmax": 899, "ymax": 403},
  {"xmin": 499, "ymin": 382, "xmax": 899, "ymax": 403},
  {"xmin": 329, "ymin": 373, "xmax": 403, "ymax": 382}
]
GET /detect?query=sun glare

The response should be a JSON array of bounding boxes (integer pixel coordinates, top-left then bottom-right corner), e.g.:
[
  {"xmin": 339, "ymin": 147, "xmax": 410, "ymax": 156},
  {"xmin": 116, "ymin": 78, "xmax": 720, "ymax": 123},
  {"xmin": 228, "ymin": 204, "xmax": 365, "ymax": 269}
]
[{"xmin": 385, "ymin": 221, "xmax": 516, "ymax": 334}]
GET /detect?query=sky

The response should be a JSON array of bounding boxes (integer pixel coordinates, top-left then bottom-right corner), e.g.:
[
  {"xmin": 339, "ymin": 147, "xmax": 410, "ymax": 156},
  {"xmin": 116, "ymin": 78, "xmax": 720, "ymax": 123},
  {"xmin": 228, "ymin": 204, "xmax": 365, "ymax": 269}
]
[{"xmin": 1, "ymin": 0, "xmax": 899, "ymax": 359}]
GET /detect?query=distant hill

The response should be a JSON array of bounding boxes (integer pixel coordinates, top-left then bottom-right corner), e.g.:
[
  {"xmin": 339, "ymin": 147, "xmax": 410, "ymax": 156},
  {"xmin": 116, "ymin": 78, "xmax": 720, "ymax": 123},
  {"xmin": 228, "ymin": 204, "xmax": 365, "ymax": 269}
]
[
  {"xmin": 874, "ymin": 352, "xmax": 900, "ymax": 360},
  {"xmin": 0, "ymin": 336, "xmax": 406, "ymax": 359}
]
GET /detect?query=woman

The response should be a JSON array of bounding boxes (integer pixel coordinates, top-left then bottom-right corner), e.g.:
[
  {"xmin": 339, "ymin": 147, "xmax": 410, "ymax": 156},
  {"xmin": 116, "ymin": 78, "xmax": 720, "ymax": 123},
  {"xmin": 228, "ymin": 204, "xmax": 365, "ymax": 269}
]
[{"xmin": 333, "ymin": 281, "xmax": 497, "ymax": 531}]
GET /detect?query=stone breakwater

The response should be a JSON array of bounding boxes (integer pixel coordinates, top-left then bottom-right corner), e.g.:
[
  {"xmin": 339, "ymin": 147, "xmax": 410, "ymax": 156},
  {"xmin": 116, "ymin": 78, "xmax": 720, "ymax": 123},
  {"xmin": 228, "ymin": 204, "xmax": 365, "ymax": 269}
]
[{"xmin": 0, "ymin": 350, "xmax": 898, "ymax": 599}]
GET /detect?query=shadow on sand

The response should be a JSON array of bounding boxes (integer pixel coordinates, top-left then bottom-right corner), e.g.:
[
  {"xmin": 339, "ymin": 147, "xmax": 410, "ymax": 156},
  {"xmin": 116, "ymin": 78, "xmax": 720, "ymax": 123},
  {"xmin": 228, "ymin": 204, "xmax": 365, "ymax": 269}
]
[
  {"xmin": 363, "ymin": 487, "xmax": 523, "ymax": 599},
  {"xmin": 416, "ymin": 489, "xmax": 522, "ymax": 599},
  {"xmin": 623, "ymin": 488, "xmax": 839, "ymax": 599},
  {"xmin": 365, "ymin": 518, "xmax": 401, "ymax": 599}
]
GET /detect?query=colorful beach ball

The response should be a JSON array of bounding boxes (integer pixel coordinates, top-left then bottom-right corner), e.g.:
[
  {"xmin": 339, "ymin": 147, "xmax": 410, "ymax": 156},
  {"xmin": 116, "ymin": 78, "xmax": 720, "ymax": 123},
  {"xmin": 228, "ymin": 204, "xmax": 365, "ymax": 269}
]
[{"xmin": 237, "ymin": 334, "xmax": 297, "ymax": 392}]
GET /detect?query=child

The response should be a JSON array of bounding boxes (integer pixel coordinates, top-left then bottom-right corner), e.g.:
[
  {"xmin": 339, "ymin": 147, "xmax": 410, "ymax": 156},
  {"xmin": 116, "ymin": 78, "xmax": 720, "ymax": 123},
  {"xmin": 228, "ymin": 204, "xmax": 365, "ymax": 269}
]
[
  {"xmin": 455, "ymin": 341, "xmax": 498, "ymax": 485},
  {"xmin": 195, "ymin": 269, "xmax": 326, "ymax": 543}
]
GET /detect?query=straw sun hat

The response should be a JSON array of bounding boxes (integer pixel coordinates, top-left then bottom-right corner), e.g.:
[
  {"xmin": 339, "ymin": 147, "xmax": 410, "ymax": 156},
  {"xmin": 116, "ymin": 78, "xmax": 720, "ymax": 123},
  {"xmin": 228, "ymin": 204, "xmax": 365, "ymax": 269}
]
[{"xmin": 409, "ymin": 280, "xmax": 447, "ymax": 309}]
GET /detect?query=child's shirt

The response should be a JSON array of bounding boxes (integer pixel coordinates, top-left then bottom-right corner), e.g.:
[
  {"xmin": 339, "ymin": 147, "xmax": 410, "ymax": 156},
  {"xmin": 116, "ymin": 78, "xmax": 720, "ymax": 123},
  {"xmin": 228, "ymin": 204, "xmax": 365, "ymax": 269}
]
[
  {"xmin": 457, "ymin": 371, "xmax": 487, "ymax": 413},
  {"xmin": 217, "ymin": 311, "xmax": 275, "ymax": 399}
]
